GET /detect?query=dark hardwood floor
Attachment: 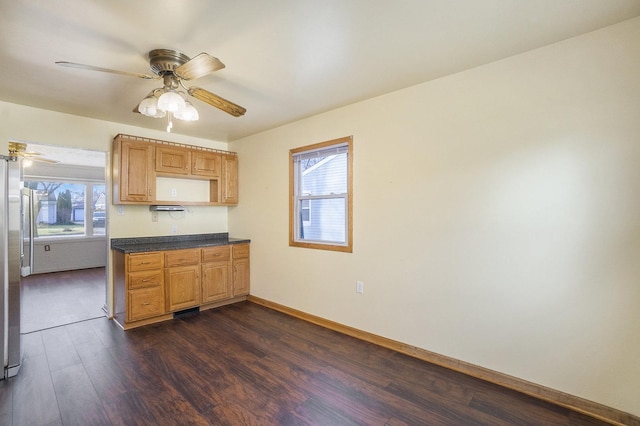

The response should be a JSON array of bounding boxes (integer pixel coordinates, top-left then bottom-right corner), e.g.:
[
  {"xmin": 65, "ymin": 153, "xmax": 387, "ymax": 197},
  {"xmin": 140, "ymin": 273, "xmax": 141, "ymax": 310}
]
[
  {"xmin": 1, "ymin": 300, "xmax": 609, "ymax": 425},
  {"xmin": 21, "ymin": 267, "xmax": 106, "ymax": 333}
]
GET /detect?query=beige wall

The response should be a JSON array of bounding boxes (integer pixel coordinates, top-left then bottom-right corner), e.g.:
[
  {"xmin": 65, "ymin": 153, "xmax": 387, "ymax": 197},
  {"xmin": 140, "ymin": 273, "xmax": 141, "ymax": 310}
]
[{"xmin": 229, "ymin": 18, "xmax": 640, "ymax": 416}]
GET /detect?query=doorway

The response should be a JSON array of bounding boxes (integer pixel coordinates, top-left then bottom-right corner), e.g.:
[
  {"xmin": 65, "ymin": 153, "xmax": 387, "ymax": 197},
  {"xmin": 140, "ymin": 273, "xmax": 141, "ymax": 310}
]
[{"xmin": 18, "ymin": 142, "xmax": 108, "ymax": 333}]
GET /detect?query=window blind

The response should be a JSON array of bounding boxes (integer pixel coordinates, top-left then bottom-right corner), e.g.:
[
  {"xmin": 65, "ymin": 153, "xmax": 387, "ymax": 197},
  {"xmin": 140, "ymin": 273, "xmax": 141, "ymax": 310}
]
[{"xmin": 292, "ymin": 143, "xmax": 349, "ymax": 162}]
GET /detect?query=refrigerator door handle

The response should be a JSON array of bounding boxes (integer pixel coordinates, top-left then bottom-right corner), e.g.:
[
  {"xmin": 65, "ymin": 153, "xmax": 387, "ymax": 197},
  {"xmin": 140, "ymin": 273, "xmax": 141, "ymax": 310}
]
[{"xmin": 20, "ymin": 188, "xmax": 35, "ymax": 277}]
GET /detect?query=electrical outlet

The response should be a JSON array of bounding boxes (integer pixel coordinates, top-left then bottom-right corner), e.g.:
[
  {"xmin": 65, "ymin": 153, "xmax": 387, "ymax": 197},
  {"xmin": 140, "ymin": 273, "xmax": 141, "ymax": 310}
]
[
  {"xmin": 117, "ymin": 206, "xmax": 125, "ymax": 215},
  {"xmin": 171, "ymin": 188, "xmax": 177, "ymax": 197},
  {"xmin": 151, "ymin": 211, "xmax": 158, "ymax": 222},
  {"xmin": 171, "ymin": 224, "xmax": 178, "ymax": 234},
  {"xmin": 356, "ymin": 281, "xmax": 364, "ymax": 294}
]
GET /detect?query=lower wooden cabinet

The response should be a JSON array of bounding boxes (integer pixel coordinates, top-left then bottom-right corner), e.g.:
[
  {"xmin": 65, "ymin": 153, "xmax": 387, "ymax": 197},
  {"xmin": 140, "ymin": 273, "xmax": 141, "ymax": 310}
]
[
  {"xmin": 202, "ymin": 261, "xmax": 231, "ymax": 303},
  {"xmin": 125, "ymin": 252, "xmax": 165, "ymax": 322},
  {"xmin": 166, "ymin": 265, "xmax": 201, "ymax": 311},
  {"xmin": 232, "ymin": 244, "xmax": 250, "ymax": 296},
  {"xmin": 201, "ymin": 245, "xmax": 232, "ymax": 303},
  {"xmin": 164, "ymin": 249, "xmax": 201, "ymax": 312},
  {"xmin": 113, "ymin": 243, "xmax": 249, "ymax": 330},
  {"xmin": 128, "ymin": 286, "xmax": 165, "ymax": 322}
]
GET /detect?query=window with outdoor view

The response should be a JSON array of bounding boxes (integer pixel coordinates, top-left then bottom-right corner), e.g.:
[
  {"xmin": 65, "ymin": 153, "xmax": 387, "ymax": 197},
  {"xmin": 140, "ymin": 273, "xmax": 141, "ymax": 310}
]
[
  {"xmin": 289, "ymin": 136, "xmax": 353, "ymax": 252},
  {"xmin": 23, "ymin": 180, "xmax": 106, "ymax": 237}
]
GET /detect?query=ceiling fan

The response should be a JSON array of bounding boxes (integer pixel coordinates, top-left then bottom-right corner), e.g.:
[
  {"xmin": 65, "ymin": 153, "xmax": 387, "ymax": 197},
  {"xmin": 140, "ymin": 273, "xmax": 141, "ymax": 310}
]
[
  {"xmin": 56, "ymin": 49, "xmax": 246, "ymax": 131},
  {"xmin": 8, "ymin": 142, "xmax": 58, "ymax": 164}
]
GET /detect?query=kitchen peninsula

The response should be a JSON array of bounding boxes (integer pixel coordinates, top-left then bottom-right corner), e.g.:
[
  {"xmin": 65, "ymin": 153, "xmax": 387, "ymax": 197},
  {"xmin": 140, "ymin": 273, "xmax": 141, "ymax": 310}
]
[{"xmin": 111, "ymin": 233, "xmax": 250, "ymax": 330}]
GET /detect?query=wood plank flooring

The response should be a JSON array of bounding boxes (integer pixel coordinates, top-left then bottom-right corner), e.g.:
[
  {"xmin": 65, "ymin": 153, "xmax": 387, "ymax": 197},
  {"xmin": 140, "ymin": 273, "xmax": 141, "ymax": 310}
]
[
  {"xmin": 1, "ymin": 301, "xmax": 610, "ymax": 425},
  {"xmin": 21, "ymin": 267, "xmax": 106, "ymax": 333}
]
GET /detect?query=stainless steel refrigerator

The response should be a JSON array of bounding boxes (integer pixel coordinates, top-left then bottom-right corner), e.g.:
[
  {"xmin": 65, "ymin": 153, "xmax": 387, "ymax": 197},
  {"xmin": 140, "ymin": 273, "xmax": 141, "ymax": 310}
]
[{"xmin": 1, "ymin": 153, "xmax": 27, "ymax": 379}]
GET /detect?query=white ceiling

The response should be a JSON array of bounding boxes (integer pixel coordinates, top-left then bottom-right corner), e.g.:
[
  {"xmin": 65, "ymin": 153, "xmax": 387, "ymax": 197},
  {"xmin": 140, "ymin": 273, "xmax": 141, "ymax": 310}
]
[{"xmin": 2, "ymin": 1, "xmax": 639, "ymax": 142}]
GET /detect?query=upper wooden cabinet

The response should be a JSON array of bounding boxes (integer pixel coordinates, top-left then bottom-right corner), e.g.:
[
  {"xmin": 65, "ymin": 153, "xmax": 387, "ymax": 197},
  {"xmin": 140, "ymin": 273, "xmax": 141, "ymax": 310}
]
[
  {"xmin": 113, "ymin": 136, "xmax": 155, "ymax": 203},
  {"xmin": 113, "ymin": 134, "xmax": 238, "ymax": 205},
  {"xmin": 192, "ymin": 151, "xmax": 221, "ymax": 178},
  {"xmin": 221, "ymin": 154, "xmax": 239, "ymax": 205},
  {"xmin": 156, "ymin": 145, "xmax": 191, "ymax": 175}
]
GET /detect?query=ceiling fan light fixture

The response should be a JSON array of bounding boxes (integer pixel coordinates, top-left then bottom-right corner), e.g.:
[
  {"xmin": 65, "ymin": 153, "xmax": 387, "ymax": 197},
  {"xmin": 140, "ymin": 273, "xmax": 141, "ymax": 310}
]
[
  {"xmin": 174, "ymin": 101, "xmax": 199, "ymax": 121},
  {"xmin": 56, "ymin": 49, "xmax": 246, "ymax": 134},
  {"xmin": 157, "ymin": 90, "xmax": 186, "ymax": 113},
  {"xmin": 138, "ymin": 94, "xmax": 166, "ymax": 118}
]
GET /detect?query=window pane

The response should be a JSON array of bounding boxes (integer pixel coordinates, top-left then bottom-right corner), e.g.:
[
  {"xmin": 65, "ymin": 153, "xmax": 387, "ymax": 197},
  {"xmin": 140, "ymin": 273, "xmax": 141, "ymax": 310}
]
[
  {"xmin": 298, "ymin": 198, "xmax": 345, "ymax": 243},
  {"xmin": 24, "ymin": 181, "xmax": 85, "ymax": 237},
  {"xmin": 300, "ymin": 153, "xmax": 347, "ymax": 196},
  {"xmin": 92, "ymin": 184, "xmax": 106, "ymax": 235},
  {"xmin": 301, "ymin": 199, "xmax": 310, "ymax": 223}
]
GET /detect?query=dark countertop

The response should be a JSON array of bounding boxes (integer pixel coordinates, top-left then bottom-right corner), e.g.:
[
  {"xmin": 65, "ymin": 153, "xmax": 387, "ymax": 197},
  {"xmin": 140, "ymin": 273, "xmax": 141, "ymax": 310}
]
[{"xmin": 111, "ymin": 233, "xmax": 250, "ymax": 254}]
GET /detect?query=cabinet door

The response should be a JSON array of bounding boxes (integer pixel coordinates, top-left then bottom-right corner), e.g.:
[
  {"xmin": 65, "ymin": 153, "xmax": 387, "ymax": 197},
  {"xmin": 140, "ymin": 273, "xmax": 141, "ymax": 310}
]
[
  {"xmin": 201, "ymin": 261, "xmax": 231, "ymax": 303},
  {"xmin": 232, "ymin": 257, "xmax": 250, "ymax": 296},
  {"xmin": 118, "ymin": 139, "xmax": 154, "ymax": 202},
  {"xmin": 192, "ymin": 151, "xmax": 221, "ymax": 177},
  {"xmin": 165, "ymin": 265, "xmax": 201, "ymax": 311},
  {"xmin": 156, "ymin": 146, "xmax": 191, "ymax": 175},
  {"xmin": 221, "ymin": 155, "xmax": 238, "ymax": 205}
]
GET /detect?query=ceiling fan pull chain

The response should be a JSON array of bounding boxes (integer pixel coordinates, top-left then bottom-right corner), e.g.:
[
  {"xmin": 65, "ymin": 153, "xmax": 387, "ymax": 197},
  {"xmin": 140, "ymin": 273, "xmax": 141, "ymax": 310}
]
[{"xmin": 166, "ymin": 112, "xmax": 174, "ymax": 133}]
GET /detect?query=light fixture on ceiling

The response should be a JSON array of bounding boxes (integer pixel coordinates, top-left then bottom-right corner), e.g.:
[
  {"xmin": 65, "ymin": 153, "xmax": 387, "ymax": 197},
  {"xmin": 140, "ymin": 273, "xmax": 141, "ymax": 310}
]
[
  {"xmin": 137, "ymin": 74, "xmax": 199, "ymax": 133},
  {"xmin": 58, "ymin": 49, "xmax": 246, "ymax": 131}
]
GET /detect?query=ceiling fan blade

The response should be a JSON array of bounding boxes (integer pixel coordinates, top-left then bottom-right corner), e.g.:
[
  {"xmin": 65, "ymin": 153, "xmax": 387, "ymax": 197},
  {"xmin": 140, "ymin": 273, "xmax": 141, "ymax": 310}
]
[
  {"xmin": 174, "ymin": 53, "xmax": 225, "ymax": 80},
  {"xmin": 188, "ymin": 87, "xmax": 246, "ymax": 117},
  {"xmin": 31, "ymin": 157, "xmax": 60, "ymax": 164},
  {"xmin": 55, "ymin": 61, "xmax": 157, "ymax": 80}
]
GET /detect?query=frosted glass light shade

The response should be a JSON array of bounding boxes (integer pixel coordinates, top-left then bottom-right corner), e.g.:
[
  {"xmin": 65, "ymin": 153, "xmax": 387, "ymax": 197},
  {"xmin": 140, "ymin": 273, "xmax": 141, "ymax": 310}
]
[
  {"xmin": 157, "ymin": 91, "xmax": 186, "ymax": 113},
  {"xmin": 138, "ymin": 95, "xmax": 166, "ymax": 118},
  {"xmin": 174, "ymin": 101, "xmax": 199, "ymax": 121}
]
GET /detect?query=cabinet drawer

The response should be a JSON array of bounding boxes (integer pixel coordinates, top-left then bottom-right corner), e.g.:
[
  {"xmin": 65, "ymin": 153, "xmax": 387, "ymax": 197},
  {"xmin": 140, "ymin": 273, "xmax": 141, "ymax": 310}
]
[
  {"xmin": 165, "ymin": 248, "xmax": 200, "ymax": 267},
  {"xmin": 202, "ymin": 246, "xmax": 230, "ymax": 263},
  {"xmin": 128, "ymin": 287, "xmax": 165, "ymax": 321},
  {"xmin": 127, "ymin": 252, "xmax": 163, "ymax": 271},
  {"xmin": 232, "ymin": 244, "xmax": 250, "ymax": 259},
  {"xmin": 128, "ymin": 270, "xmax": 163, "ymax": 290}
]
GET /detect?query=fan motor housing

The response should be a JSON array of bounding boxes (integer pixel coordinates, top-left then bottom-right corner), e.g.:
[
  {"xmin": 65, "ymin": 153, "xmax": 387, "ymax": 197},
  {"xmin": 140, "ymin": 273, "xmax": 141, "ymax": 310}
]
[{"xmin": 148, "ymin": 49, "xmax": 190, "ymax": 75}]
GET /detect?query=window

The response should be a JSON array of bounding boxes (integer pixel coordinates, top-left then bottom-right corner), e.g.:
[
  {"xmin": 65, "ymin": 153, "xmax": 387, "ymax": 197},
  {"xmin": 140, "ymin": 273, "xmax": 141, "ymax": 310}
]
[
  {"xmin": 23, "ymin": 180, "xmax": 107, "ymax": 237},
  {"xmin": 20, "ymin": 143, "xmax": 106, "ymax": 239},
  {"xmin": 290, "ymin": 136, "xmax": 353, "ymax": 252}
]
